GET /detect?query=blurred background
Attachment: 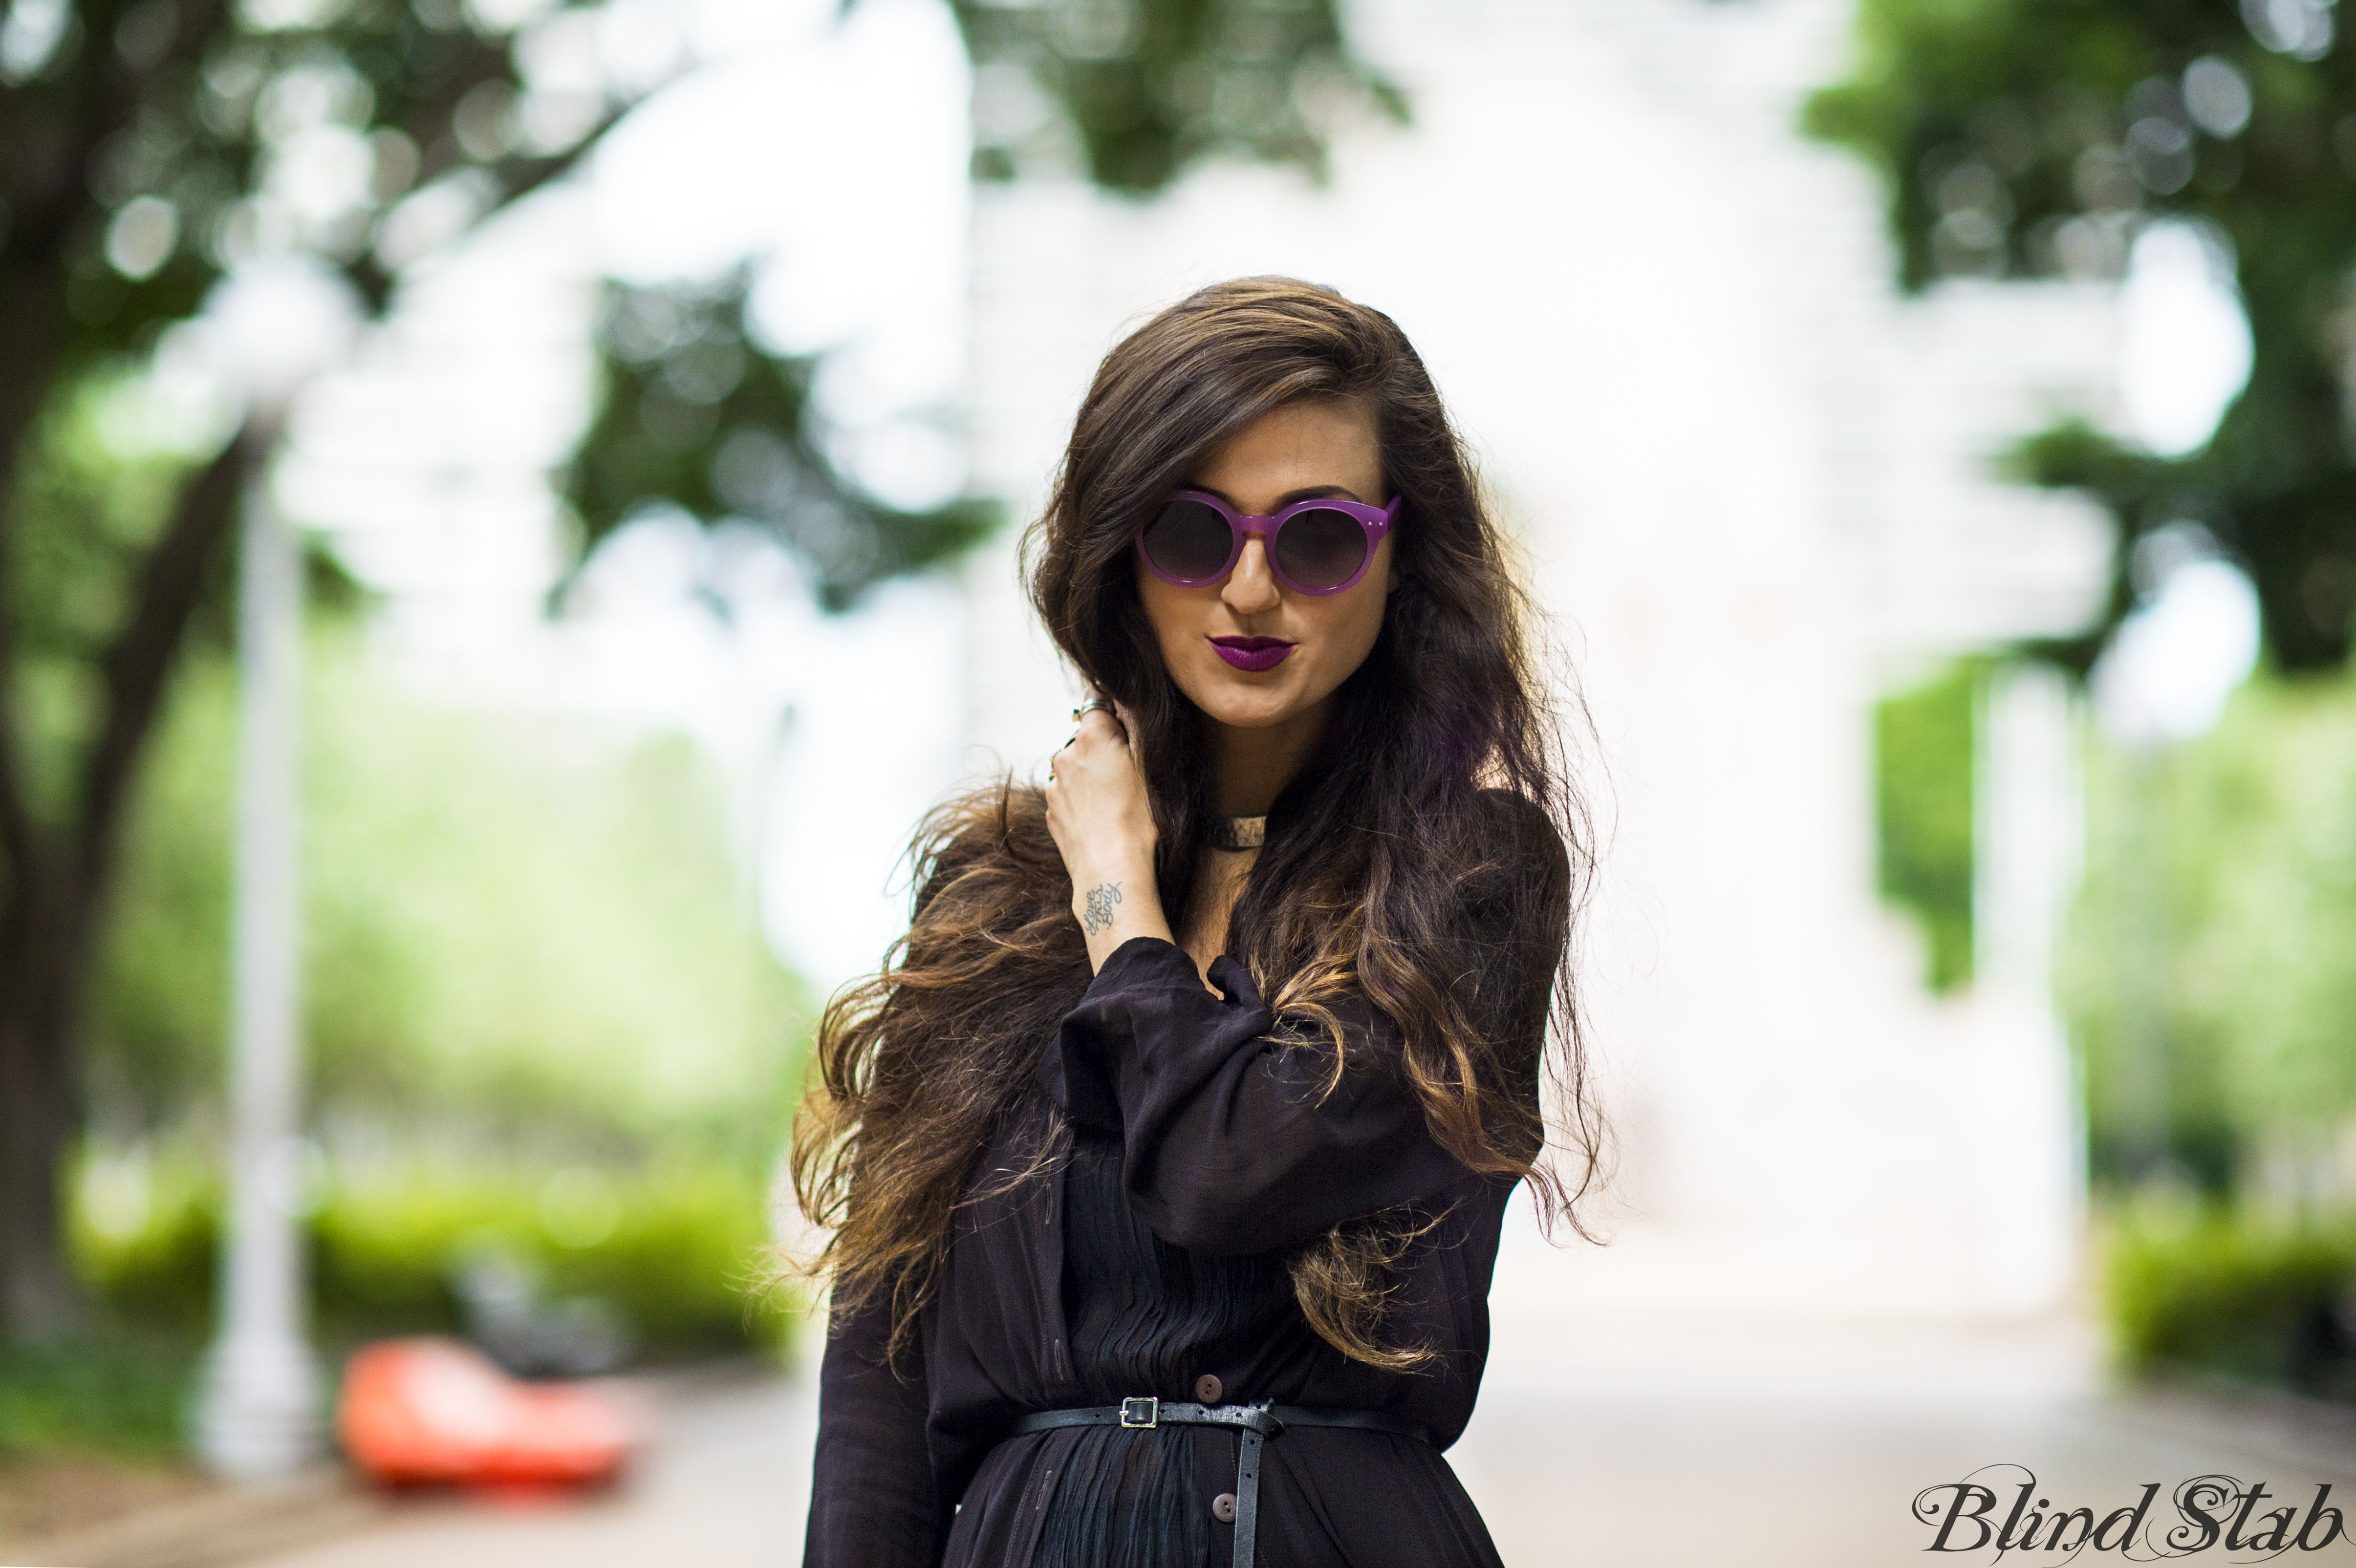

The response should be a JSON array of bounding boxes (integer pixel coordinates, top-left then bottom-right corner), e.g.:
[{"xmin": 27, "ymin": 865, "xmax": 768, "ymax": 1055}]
[{"xmin": 3, "ymin": 0, "xmax": 2356, "ymax": 1561}]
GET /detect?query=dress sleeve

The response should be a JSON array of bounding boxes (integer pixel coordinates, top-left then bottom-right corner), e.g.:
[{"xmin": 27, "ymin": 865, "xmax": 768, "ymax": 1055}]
[
  {"xmin": 1039, "ymin": 794, "xmax": 1567, "ymax": 1256},
  {"xmin": 1041, "ymin": 939, "xmax": 1462, "ymax": 1255},
  {"xmin": 804, "ymin": 1290, "xmax": 944, "ymax": 1568}
]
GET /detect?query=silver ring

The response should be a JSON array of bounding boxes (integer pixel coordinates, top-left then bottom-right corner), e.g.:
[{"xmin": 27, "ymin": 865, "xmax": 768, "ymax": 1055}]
[{"xmin": 1073, "ymin": 697, "xmax": 1114, "ymax": 719}]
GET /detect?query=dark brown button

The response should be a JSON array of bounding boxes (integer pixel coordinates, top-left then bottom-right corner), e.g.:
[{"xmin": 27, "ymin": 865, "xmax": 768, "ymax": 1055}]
[
  {"xmin": 1194, "ymin": 1373, "xmax": 1223, "ymax": 1402},
  {"xmin": 1212, "ymin": 1492, "xmax": 1239, "ymax": 1524}
]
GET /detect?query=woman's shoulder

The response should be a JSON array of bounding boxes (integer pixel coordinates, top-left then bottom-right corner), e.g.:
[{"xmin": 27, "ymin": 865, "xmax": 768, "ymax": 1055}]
[
  {"xmin": 1469, "ymin": 787, "xmax": 1572, "ymax": 886},
  {"xmin": 1454, "ymin": 788, "xmax": 1575, "ymax": 967}
]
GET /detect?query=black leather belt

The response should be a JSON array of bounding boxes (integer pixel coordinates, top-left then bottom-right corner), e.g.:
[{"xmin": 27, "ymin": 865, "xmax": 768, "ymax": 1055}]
[{"xmin": 1009, "ymin": 1396, "xmax": 1431, "ymax": 1568}]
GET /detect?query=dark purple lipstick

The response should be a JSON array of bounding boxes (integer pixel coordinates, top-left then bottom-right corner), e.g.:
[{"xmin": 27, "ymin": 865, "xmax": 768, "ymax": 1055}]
[{"xmin": 1209, "ymin": 635, "xmax": 1296, "ymax": 672}]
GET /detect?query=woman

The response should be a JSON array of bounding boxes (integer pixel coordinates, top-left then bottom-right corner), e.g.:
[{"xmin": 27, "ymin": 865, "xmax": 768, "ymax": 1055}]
[{"xmin": 794, "ymin": 277, "xmax": 1597, "ymax": 1568}]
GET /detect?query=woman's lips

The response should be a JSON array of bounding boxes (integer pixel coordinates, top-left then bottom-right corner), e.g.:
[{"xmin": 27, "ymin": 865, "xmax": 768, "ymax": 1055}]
[{"xmin": 1209, "ymin": 635, "xmax": 1296, "ymax": 672}]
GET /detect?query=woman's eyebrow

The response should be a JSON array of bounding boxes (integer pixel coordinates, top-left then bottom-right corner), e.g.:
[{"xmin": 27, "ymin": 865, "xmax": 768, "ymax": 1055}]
[{"xmin": 1184, "ymin": 482, "xmax": 1365, "ymax": 510}]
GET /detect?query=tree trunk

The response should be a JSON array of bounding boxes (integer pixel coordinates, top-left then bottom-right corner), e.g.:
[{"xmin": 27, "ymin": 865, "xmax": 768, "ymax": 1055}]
[
  {"xmin": 0, "ymin": 851, "xmax": 93, "ymax": 1341},
  {"xmin": 0, "ymin": 240, "xmax": 79, "ymax": 1341},
  {"xmin": 0, "ymin": 264, "xmax": 64, "ymax": 534},
  {"xmin": 0, "ymin": 433, "xmax": 249, "ymax": 1343}
]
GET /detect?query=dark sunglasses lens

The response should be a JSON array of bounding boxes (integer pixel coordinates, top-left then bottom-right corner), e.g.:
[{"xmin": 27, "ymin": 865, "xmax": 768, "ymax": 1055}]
[
  {"xmin": 1140, "ymin": 499, "xmax": 1233, "ymax": 580},
  {"xmin": 1274, "ymin": 509, "xmax": 1369, "ymax": 590}
]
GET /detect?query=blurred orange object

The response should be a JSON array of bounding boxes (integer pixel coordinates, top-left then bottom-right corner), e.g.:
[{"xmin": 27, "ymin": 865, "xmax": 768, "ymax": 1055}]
[{"xmin": 337, "ymin": 1337, "xmax": 636, "ymax": 1487}]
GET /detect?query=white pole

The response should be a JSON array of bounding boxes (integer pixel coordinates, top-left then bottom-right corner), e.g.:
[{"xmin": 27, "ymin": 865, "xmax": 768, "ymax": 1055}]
[
  {"xmin": 197, "ymin": 469, "xmax": 321, "ymax": 1479},
  {"xmin": 1968, "ymin": 661, "xmax": 2087, "ymax": 1315}
]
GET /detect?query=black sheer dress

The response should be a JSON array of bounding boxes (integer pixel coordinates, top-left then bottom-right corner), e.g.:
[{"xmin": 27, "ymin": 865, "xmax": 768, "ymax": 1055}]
[
  {"xmin": 803, "ymin": 790, "xmax": 1570, "ymax": 1568},
  {"xmin": 1029, "ymin": 1135, "xmax": 1291, "ymax": 1567}
]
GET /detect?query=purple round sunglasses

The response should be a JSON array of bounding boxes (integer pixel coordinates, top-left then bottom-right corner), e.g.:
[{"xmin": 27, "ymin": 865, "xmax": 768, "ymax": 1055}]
[{"xmin": 1135, "ymin": 489, "xmax": 1401, "ymax": 596}]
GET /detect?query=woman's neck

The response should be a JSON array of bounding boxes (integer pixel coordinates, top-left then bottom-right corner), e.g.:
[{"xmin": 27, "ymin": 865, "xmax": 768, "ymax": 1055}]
[{"xmin": 1210, "ymin": 699, "xmax": 1328, "ymax": 817}]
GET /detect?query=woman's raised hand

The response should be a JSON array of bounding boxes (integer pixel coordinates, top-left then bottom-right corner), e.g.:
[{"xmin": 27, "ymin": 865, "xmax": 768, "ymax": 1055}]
[{"xmin": 1045, "ymin": 698, "xmax": 1176, "ymax": 971}]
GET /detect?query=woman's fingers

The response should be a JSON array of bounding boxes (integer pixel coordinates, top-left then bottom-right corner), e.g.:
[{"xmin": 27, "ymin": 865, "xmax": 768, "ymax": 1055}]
[
  {"xmin": 1070, "ymin": 690, "xmax": 1131, "ymax": 744},
  {"xmin": 1044, "ymin": 702, "xmax": 1153, "ymax": 859},
  {"xmin": 1050, "ymin": 709, "xmax": 1128, "ymax": 786},
  {"xmin": 1074, "ymin": 707, "xmax": 1126, "ymax": 748}
]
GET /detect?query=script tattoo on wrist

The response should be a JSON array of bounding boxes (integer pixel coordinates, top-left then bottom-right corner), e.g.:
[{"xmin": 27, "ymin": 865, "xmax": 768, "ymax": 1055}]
[{"xmin": 1081, "ymin": 881, "xmax": 1124, "ymax": 935}]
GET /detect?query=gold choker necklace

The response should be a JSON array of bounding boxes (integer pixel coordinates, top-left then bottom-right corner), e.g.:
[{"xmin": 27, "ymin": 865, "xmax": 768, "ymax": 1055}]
[{"xmin": 1203, "ymin": 815, "xmax": 1266, "ymax": 851}]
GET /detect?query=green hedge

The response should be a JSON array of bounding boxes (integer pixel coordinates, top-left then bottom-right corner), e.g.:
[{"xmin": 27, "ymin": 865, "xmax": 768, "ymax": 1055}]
[
  {"xmin": 2105, "ymin": 1205, "xmax": 2356, "ymax": 1400},
  {"xmin": 0, "ymin": 1336, "xmax": 193, "ymax": 1459},
  {"xmin": 72, "ymin": 1158, "xmax": 798, "ymax": 1362}
]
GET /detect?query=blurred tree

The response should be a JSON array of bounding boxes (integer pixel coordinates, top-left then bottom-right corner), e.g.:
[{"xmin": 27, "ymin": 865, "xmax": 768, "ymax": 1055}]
[
  {"xmin": 0, "ymin": 0, "xmax": 1399, "ymax": 1338},
  {"xmin": 1875, "ymin": 661, "xmax": 1981, "ymax": 992},
  {"xmin": 953, "ymin": 0, "xmax": 1403, "ymax": 190},
  {"xmin": 2062, "ymin": 673, "xmax": 2356, "ymax": 1193},
  {"xmin": 563, "ymin": 274, "xmax": 999, "ymax": 613},
  {"xmin": 1805, "ymin": 0, "xmax": 2356, "ymax": 674}
]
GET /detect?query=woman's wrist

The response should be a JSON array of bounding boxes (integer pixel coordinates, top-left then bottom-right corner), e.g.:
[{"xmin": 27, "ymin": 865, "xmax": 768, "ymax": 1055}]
[
  {"xmin": 1068, "ymin": 856, "xmax": 1152, "ymax": 927},
  {"xmin": 1069, "ymin": 860, "xmax": 1172, "ymax": 971}
]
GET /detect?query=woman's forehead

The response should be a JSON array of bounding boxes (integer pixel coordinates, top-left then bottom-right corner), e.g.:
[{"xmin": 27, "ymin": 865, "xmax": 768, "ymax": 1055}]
[{"xmin": 1190, "ymin": 400, "xmax": 1382, "ymax": 501}]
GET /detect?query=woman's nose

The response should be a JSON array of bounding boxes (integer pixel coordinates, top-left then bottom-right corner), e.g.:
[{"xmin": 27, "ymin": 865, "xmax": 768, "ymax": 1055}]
[{"xmin": 1222, "ymin": 536, "xmax": 1281, "ymax": 613}]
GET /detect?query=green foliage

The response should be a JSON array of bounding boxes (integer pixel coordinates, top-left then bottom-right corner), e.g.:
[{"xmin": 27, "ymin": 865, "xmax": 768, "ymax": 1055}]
[
  {"xmin": 564, "ymin": 279, "xmax": 998, "ymax": 611},
  {"xmin": 0, "ymin": 1337, "xmax": 194, "ymax": 1460},
  {"xmin": 953, "ymin": 0, "xmax": 1405, "ymax": 192},
  {"xmin": 1875, "ymin": 662, "xmax": 1979, "ymax": 992},
  {"xmin": 2168, "ymin": 685, "xmax": 2356, "ymax": 1137},
  {"xmin": 68, "ymin": 1160, "xmax": 218, "ymax": 1337},
  {"xmin": 72, "ymin": 1157, "xmax": 793, "ymax": 1359},
  {"xmin": 1804, "ymin": 0, "xmax": 2248, "ymax": 292},
  {"xmin": 1, "ymin": 0, "xmax": 616, "ymax": 347},
  {"xmin": 2063, "ymin": 671, "xmax": 2356, "ymax": 1189},
  {"xmin": 1806, "ymin": 0, "xmax": 2356, "ymax": 670},
  {"xmin": 87, "ymin": 633, "xmax": 809, "ymax": 1153},
  {"xmin": 2105, "ymin": 1201, "xmax": 2356, "ymax": 1398}
]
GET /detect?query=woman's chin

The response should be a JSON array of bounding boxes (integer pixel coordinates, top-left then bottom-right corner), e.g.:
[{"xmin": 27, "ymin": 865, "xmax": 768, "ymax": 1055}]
[{"xmin": 1186, "ymin": 670, "xmax": 1315, "ymax": 730}]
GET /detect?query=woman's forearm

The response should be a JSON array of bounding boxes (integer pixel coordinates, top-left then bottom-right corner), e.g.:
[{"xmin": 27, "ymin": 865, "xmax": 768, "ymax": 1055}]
[
  {"xmin": 805, "ymin": 1294, "xmax": 943, "ymax": 1564},
  {"xmin": 1050, "ymin": 939, "xmax": 1481, "ymax": 1253}
]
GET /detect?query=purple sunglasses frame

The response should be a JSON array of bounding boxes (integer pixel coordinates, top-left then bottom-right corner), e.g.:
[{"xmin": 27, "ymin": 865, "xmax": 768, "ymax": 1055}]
[{"xmin": 1136, "ymin": 489, "xmax": 1402, "ymax": 596}]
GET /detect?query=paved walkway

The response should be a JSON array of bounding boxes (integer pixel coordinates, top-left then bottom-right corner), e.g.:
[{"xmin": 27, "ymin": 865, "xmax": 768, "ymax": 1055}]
[
  {"xmin": 229, "ymin": 1365, "xmax": 817, "ymax": 1568},
  {"xmin": 1457, "ymin": 1311, "xmax": 2356, "ymax": 1566},
  {"xmin": 231, "ymin": 1315, "xmax": 2356, "ymax": 1568}
]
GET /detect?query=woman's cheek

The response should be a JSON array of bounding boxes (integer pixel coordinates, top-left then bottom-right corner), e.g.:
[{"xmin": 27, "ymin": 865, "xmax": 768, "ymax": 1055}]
[{"xmin": 1314, "ymin": 597, "xmax": 1386, "ymax": 695}]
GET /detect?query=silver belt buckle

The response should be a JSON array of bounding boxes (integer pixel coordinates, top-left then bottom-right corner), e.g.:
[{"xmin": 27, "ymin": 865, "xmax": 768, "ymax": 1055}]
[{"xmin": 1119, "ymin": 1396, "xmax": 1159, "ymax": 1428}]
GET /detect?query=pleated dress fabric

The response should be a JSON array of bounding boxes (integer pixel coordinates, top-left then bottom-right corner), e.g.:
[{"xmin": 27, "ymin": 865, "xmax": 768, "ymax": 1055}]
[
  {"xmin": 1027, "ymin": 1135, "xmax": 1284, "ymax": 1566},
  {"xmin": 803, "ymin": 792, "xmax": 1569, "ymax": 1568}
]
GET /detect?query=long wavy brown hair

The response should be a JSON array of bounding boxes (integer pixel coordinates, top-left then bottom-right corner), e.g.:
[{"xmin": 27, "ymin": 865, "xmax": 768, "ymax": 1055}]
[{"xmin": 790, "ymin": 277, "xmax": 1599, "ymax": 1368}]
